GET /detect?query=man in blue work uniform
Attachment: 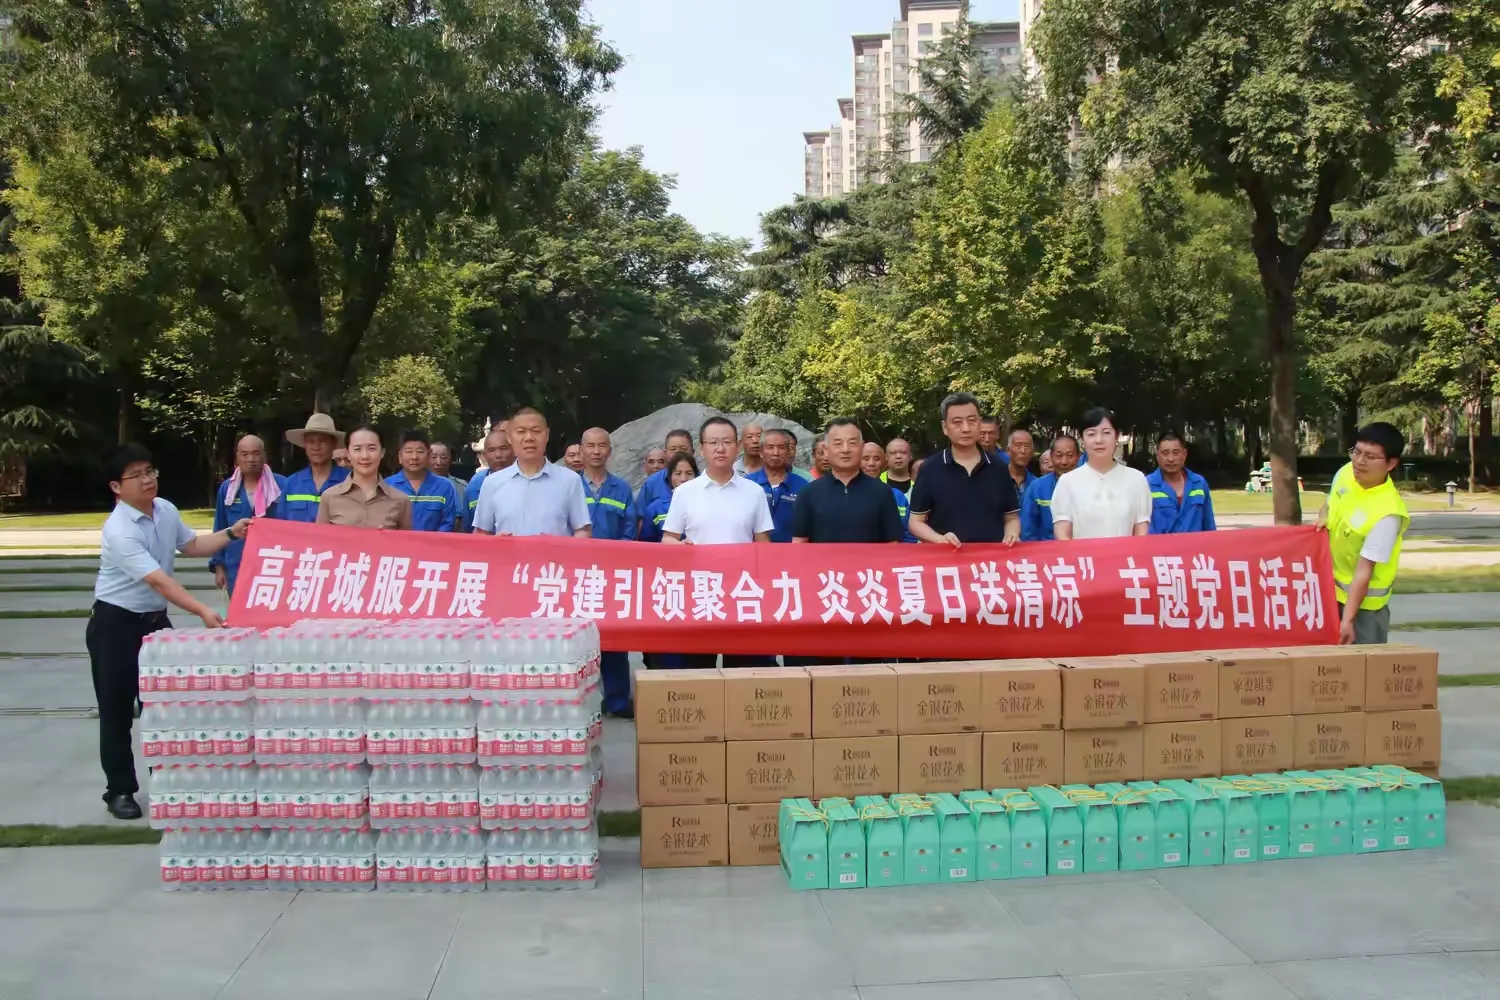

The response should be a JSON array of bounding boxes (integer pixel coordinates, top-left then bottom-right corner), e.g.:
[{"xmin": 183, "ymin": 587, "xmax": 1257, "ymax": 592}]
[
  {"xmin": 210, "ymin": 434, "xmax": 286, "ymax": 595},
  {"xmin": 463, "ymin": 423, "xmax": 514, "ymax": 530},
  {"xmin": 281, "ymin": 413, "xmax": 348, "ymax": 524},
  {"xmin": 1006, "ymin": 428, "xmax": 1038, "ymax": 497},
  {"xmin": 384, "ymin": 430, "xmax": 460, "ymax": 531},
  {"xmin": 1020, "ymin": 434, "xmax": 1081, "ymax": 542},
  {"xmin": 746, "ymin": 427, "xmax": 808, "ymax": 542},
  {"xmin": 579, "ymin": 427, "xmax": 638, "ymax": 717},
  {"xmin": 635, "ymin": 427, "xmax": 694, "ymax": 537},
  {"xmin": 1147, "ymin": 432, "xmax": 1217, "ymax": 534}
]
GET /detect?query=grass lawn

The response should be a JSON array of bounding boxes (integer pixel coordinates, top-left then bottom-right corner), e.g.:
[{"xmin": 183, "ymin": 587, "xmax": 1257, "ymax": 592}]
[
  {"xmin": 0, "ymin": 509, "xmax": 215, "ymax": 530},
  {"xmin": 1398, "ymin": 565, "xmax": 1500, "ymax": 593},
  {"xmin": 1212, "ymin": 488, "xmax": 1500, "ymax": 516}
]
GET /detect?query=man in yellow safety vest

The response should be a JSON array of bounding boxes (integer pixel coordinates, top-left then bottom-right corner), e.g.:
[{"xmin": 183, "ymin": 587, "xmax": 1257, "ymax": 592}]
[{"xmin": 1316, "ymin": 422, "xmax": 1410, "ymax": 645}]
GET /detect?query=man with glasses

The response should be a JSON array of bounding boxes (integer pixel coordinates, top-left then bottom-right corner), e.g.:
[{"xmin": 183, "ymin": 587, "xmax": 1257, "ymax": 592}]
[
  {"xmin": 1317, "ymin": 423, "xmax": 1411, "ymax": 645},
  {"xmin": 90, "ymin": 444, "xmax": 250, "ymax": 819}
]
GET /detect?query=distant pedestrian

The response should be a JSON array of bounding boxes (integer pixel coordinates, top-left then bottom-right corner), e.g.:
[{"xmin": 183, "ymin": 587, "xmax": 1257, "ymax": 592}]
[
  {"xmin": 1020, "ymin": 435, "xmax": 1081, "ymax": 542},
  {"xmin": 1050, "ymin": 408, "xmax": 1152, "ymax": 540},
  {"xmin": 318, "ymin": 426, "xmax": 413, "ymax": 530},
  {"xmin": 282, "ymin": 413, "xmax": 349, "ymax": 524},
  {"xmin": 1318, "ymin": 422, "xmax": 1410, "ymax": 645},
  {"xmin": 640, "ymin": 452, "xmax": 698, "ymax": 543},
  {"xmin": 210, "ymin": 434, "xmax": 285, "ymax": 595},
  {"xmin": 747, "ymin": 428, "xmax": 809, "ymax": 543},
  {"xmin": 428, "ymin": 441, "xmax": 469, "ymax": 505},
  {"xmin": 882, "ymin": 437, "xmax": 914, "ymax": 495},
  {"xmin": 1005, "ymin": 428, "xmax": 1037, "ymax": 496},
  {"xmin": 733, "ymin": 422, "xmax": 765, "ymax": 476},
  {"xmin": 91, "ymin": 444, "xmax": 250, "ymax": 819},
  {"xmin": 860, "ymin": 441, "xmax": 887, "ymax": 480},
  {"xmin": 472, "ymin": 408, "xmax": 591, "ymax": 538},
  {"xmin": 662, "ymin": 417, "xmax": 772, "ymax": 545},
  {"xmin": 463, "ymin": 424, "xmax": 514, "ymax": 530},
  {"xmin": 1147, "ymin": 433, "xmax": 1216, "ymax": 534},
  {"xmin": 385, "ymin": 431, "xmax": 460, "ymax": 532},
  {"xmin": 908, "ymin": 393, "xmax": 1021, "ymax": 548}
]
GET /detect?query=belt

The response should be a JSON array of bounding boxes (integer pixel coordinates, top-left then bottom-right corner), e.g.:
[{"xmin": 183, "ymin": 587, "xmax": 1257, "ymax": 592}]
[{"xmin": 92, "ymin": 600, "xmax": 170, "ymax": 623}]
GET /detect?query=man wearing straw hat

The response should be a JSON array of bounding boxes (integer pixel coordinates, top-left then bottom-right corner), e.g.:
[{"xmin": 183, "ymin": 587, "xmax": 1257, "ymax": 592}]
[{"xmin": 282, "ymin": 413, "xmax": 350, "ymax": 523}]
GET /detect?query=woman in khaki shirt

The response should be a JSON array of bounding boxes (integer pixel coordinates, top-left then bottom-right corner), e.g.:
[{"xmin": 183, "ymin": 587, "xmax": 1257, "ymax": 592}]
[{"xmin": 316, "ymin": 425, "xmax": 413, "ymax": 530}]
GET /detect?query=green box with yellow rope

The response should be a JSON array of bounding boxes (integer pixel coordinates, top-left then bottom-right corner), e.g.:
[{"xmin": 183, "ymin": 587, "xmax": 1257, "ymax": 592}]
[
  {"xmin": 1059, "ymin": 783, "xmax": 1120, "ymax": 873},
  {"xmin": 957, "ymin": 790, "xmax": 1012, "ymax": 880},
  {"xmin": 1160, "ymin": 779, "xmax": 1225, "ymax": 865},
  {"xmin": 1026, "ymin": 785, "xmax": 1084, "ymax": 875},
  {"xmin": 854, "ymin": 795, "xmax": 905, "ymax": 887}
]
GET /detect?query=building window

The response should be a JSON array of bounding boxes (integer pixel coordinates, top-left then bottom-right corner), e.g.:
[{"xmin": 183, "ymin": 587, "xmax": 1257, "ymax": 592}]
[
  {"xmin": 941, "ymin": 21, "xmax": 955, "ymax": 35},
  {"xmin": 919, "ymin": 41, "xmax": 935, "ymax": 54},
  {"xmin": 917, "ymin": 23, "xmax": 933, "ymax": 36}
]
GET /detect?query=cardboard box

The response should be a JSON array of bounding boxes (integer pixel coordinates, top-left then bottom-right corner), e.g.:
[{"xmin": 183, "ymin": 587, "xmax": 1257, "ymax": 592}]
[
  {"xmin": 728, "ymin": 802, "xmax": 781, "ymax": 866},
  {"xmin": 641, "ymin": 805, "xmax": 728, "ymax": 868},
  {"xmin": 982, "ymin": 729, "xmax": 1065, "ymax": 788},
  {"xmin": 635, "ymin": 669, "xmax": 725, "ymax": 743},
  {"xmin": 898, "ymin": 733, "xmax": 981, "ymax": 794},
  {"xmin": 1366, "ymin": 710, "xmax": 1442, "ymax": 769},
  {"xmin": 1363, "ymin": 645, "xmax": 1439, "ymax": 712},
  {"xmin": 723, "ymin": 668, "xmax": 811, "ymax": 741},
  {"xmin": 894, "ymin": 662, "xmax": 985, "ymax": 735},
  {"xmin": 812, "ymin": 736, "xmax": 899, "ymax": 799},
  {"xmin": 1132, "ymin": 652, "xmax": 1218, "ymax": 723},
  {"xmin": 1294, "ymin": 713, "xmax": 1367, "ymax": 769},
  {"xmin": 725, "ymin": 739, "xmax": 813, "ymax": 803},
  {"xmin": 1059, "ymin": 657, "xmax": 1145, "ymax": 730},
  {"xmin": 1211, "ymin": 649, "xmax": 1293, "ymax": 718},
  {"xmin": 1285, "ymin": 646, "xmax": 1367, "ymax": 715},
  {"xmin": 1221, "ymin": 715, "xmax": 1295, "ymax": 773},
  {"xmin": 1063, "ymin": 727, "xmax": 1144, "ymax": 784},
  {"xmin": 637, "ymin": 742, "xmax": 726, "ymax": 806},
  {"xmin": 979, "ymin": 659, "xmax": 1061, "ymax": 731},
  {"xmin": 810, "ymin": 665, "xmax": 898, "ymax": 738},
  {"xmin": 1142, "ymin": 721, "xmax": 1222, "ymax": 780}
]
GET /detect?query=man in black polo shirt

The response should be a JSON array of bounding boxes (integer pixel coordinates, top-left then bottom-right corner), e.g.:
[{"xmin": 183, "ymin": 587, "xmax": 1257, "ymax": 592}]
[
  {"xmin": 792, "ymin": 418, "xmax": 905, "ymax": 544},
  {"xmin": 909, "ymin": 392, "xmax": 1022, "ymax": 548}
]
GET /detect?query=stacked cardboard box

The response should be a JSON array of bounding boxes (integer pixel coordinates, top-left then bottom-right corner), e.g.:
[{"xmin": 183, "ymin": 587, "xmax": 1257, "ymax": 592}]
[{"xmin": 635, "ymin": 645, "xmax": 1440, "ymax": 869}]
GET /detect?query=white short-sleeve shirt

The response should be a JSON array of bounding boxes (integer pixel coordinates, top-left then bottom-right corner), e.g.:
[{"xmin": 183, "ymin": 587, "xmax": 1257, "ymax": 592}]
[
  {"xmin": 1049, "ymin": 462, "xmax": 1154, "ymax": 539},
  {"xmin": 662, "ymin": 473, "xmax": 774, "ymax": 544},
  {"xmin": 94, "ymin": 498, "xmax": 197, "ymax": 612}
]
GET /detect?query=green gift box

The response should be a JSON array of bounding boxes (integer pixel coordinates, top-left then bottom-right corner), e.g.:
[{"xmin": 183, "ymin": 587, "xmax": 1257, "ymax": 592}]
[
  {"xmin": 1099, "ymin": 782, "xmax": 1157, "ymax": 871},
  {"xmin": 1160, "ymin": 779, "xmax": 1224, "ymax": 866},
  {"xmin": 1128, "ymin": 781, "xmax": 1189, "ymax": 868},
  {"xmin": 925, "ymin": 793, "xmax": 977, "ymax": 883},
  {"xmin": 991, "ymin": 788, "xmax": 1047, "ymax": 878},
  {"xmin": 1373, "ymin": 766, "xmax": 1445, "ymax": 850},
  {"xmin": 779, "ymin": 798, "xmax": 828, "ymax": 890},
  {"xmin": 1060, "ymin": 784, "xmax": 1119, "ymax": 873},
  {"xmin": 1318, "ymin": 770, "xmax": 1385, "ymax": 853},
  {"xmin": 1195, "ymin": 778, "xmax": 1259, "ymax": 864},
  {"xmin": 854, "ymin": 795, "xmax": 904, "ymax": 887},
  {"xmin": 1220, "ymin": 774, "xmax": 1288, "ymax": 861},
  {"xmin": 1285, "ymin": 770, "xmax": 1351, "ymax": 857},
  {"xmin": 819, "ymin": 797, "xmax": 866, "ymax": 888},
  {"xmin": 958, "ymin": 791, "xmax": 1011, "ymax": 881},
  {"xmin": 1028, "ymin": 785, "xmax": 1084, "ymax": 875},
  {"xmin": 891, "ymin": 794, "xmax": 941, "ymax": 884}
]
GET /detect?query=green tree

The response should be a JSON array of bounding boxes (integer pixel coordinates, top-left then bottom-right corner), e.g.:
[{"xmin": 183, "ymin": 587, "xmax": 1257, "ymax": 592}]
[
  {"xmin": 6, "ymin": 0, "xmax": 619, "ymax": 412},
  {"xmin": 1034, "ymin": 0, "xmax": 1444, "ymax": 522},
  {"xmin": 362, "ymin": 354, "xmax": 462, "ymax": 442}
]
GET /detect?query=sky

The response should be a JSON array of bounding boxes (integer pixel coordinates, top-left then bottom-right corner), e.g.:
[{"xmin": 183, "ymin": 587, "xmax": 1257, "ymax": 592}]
[{"xmin": 585, "ymin": 0, "xmax": 1022, "ymax": 245}]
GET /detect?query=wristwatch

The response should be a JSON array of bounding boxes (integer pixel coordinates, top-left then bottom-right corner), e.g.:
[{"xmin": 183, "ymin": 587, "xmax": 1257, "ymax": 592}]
[{"xmin": 225, "ymin": 524, "xmax": 240, "ymax": 542}]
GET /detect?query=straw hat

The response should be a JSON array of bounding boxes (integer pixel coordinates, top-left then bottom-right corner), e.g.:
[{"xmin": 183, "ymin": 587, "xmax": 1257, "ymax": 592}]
[{"xmin": 285, "ymin": 412, "xmax": 346, "ymax": 448}]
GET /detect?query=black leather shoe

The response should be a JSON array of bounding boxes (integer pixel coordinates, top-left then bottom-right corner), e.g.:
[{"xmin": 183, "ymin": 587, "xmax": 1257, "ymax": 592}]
[
  {"xmin": 613, "ymin": 704, "xmax": 635, "ymax": 721},
  {"xmin": 105, "ymin": 793, "xmax": 142, "ymax": 820}
]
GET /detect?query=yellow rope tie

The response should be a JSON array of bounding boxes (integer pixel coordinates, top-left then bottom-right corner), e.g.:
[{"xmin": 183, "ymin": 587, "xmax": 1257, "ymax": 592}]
[
  {"xmin": 858, "ymin": 804, "xmax": 897, "ymax": 821},
  {"xmin": 999, "ymin": 791, "xmax": 1037, "ymax": 812},
  {"xmin": 787, "ymin": 806, "xmax": 829, "ymax": 828}
]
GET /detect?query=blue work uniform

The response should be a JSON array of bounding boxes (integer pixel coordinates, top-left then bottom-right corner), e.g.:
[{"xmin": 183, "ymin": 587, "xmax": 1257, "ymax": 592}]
[
  {"xmin": 1147, "ymin": 468, "xmax": 1217, "ymax": 534},
  {"xmin": 1010, "ymin": 467, "xmax": 1038, "ymax": 497},
  {"xmin": 892, "ymin": 486, "xmax": 917, "ymax": 543},
  {"xmin": 463, "ymin": 469, "xmax": 491, "ymax": 530},
  {"xmin": 280, "ymin": 464, "xmax": 349, "ymax": 523},
  {"xmin": 745, "ymin": 468, "xmax": 809, "ymax": 543},
  {"xmin": 383, "ymin": 472, "xmax": 460, "ymax": 532},
  {"xmin": 636, "ymin": 469, "xmax": 671, "ymax": 524},
  {"xmin": 582, "ymin": 472, "xmax": 637, "ymax": 541},
  {"xmin": 639, "ymin": 495, "xmax": 673, "ymax": 544},
  {"xmin": 209, "ymin": 473, "xmax": 287, "ymax": 594},
  {"xmin": 1020, "ymin": 473, "xmax": 1061, "ymax": 542}
]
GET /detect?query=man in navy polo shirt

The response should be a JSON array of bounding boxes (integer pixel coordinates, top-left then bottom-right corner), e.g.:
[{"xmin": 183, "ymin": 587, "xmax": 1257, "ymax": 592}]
[
  {"xmin": 909, "ymin": 393, "xmax": 1021, "ymax": 548},
  {"xmin": 1147, "ymin": 432, "xmax": 1217, "ymax": 534},
  {"xmin": 384, "ymin": 431, "xmax": 460, "ymax": 531},
  {"xmin": 746, "ymin": 427, "xmax": 808, "ymax": 543}
]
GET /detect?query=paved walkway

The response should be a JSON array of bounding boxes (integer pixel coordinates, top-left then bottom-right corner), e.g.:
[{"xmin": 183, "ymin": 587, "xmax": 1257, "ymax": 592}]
[{"xmin": 2, "ymin": 809, "xmax": 1500, "ymax": 1000}]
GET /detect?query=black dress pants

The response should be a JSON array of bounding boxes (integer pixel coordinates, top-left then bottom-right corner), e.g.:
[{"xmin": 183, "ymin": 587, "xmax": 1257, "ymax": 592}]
[{"xmin": 85, "ymin": 601, "xmax": 171, "ymax": 797}]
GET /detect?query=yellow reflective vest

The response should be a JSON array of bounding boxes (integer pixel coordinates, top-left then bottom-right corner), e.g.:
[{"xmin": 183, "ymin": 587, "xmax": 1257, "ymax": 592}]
[{"xmin": 1326, "ymin": 463, "xmax": 1409, "ymax": 611}]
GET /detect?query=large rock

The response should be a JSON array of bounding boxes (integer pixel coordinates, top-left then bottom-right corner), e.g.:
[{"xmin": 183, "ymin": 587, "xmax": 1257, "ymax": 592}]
[{"xmin": 607, "ymin": 403, "xmax": 817, "ymax": 488}]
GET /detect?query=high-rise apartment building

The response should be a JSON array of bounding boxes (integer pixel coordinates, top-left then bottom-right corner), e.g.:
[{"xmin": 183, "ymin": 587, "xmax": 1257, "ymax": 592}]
[{"xmin": 802, "ymin": 1, "xmax": 1021, "ymax": 196}]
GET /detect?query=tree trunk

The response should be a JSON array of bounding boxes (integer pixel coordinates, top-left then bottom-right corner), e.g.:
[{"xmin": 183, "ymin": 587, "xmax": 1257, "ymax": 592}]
[
  {"xmin": 1469, "ymin": 398, "xmax": 1477, "ymax": 494},
  {"xmin": 1266, "ymin": 289, "xmax": 1303, "ymax": 524},
  {"xmin": 117, "ymin": 386, "xmax": 134, "ymax": 445},
  {"xmin": 1477, "ymin": 373, "xmax": 1494, "ymax": 488},
  {"xmin": 1340, "ymin": 393, "xmax": 1359, "ymax": 452}
]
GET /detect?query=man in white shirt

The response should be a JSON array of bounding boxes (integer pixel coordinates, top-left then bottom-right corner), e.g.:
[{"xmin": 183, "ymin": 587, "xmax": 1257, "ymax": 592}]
[
  {"xmin": 1050, "ymin": 407, "xmax": 1153, "ymax": 540},
  {"xmin": 663, "ymin": 416, "xmax": 774, "ymax": 545}
]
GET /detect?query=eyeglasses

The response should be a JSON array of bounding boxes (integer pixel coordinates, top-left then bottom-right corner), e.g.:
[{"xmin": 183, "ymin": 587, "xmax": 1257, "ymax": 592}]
[
  {"xmin": 120, "ymin": 467, "xmax": 160, "ymax": 482},
  {"xmin": 1348, "ymin": 447, "xmax": 1388, "ymax": 463}
]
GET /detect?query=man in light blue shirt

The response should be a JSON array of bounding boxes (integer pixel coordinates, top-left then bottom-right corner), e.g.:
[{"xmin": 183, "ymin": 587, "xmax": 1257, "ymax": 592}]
[
  {"xmin": 90, "ymin": 443, "xmax": 249, "ymax": 820},
  {"xmin": 472, "ymin": 407, "xmax": 591, "ymax": 537}
]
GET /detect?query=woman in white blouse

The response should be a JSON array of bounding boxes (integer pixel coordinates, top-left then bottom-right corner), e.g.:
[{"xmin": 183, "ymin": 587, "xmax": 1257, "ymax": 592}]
[{"xmin": 1049, "ymin": 408, "xmax": 1153, "ymax": 540}]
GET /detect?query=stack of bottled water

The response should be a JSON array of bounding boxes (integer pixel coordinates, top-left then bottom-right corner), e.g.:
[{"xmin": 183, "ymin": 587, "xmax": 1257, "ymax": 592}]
[{"xmin": 145, "ymin": 618, "xmax": 603, "ymax": 892}]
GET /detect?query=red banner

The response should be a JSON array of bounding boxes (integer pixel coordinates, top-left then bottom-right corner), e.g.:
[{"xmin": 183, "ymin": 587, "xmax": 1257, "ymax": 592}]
[{"xmin": 227, "ymin": 520, "xmax": 1337, "ymax": 658}]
